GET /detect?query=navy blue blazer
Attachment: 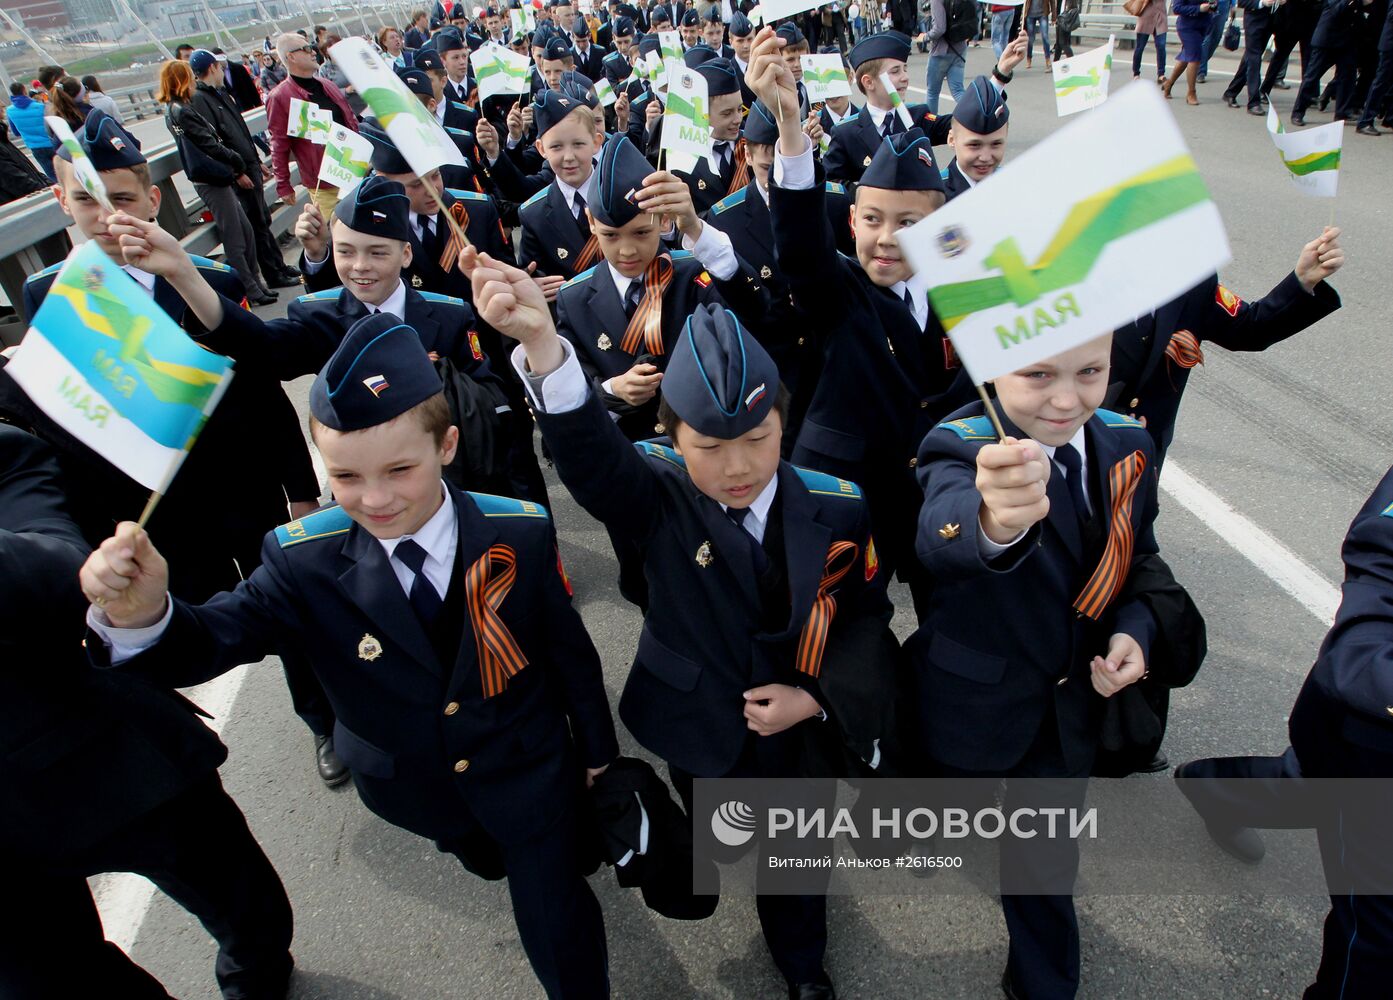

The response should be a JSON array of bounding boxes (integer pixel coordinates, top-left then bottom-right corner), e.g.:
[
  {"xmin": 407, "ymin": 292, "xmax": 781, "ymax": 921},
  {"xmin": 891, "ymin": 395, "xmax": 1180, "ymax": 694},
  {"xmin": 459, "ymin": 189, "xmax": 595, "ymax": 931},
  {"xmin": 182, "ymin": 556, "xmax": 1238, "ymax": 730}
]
[
  {"xmin": 516, "ymin": 178, "xmax": 601, "ymax": 281},
  {"xmin": 822, "ymin": 102, "xmax": 953, "ymax": 185},
  {"xmin": 90, "ymin": 487, "xmax": 619, "ymax": 844},
  {"xmin": 1107, "ymin": 271, "xmax": 1340, "ymax": 466},
  {"xmin": 941, "ymin": 158, "xmax": 972, "ymax": 201},
  {"xmin": 535, "ymin": 387, "xmax": 891, "ymax": 776},
  {"xmin": 909, "ymin": 402, "xmax": 1161, "ymax": 774}
]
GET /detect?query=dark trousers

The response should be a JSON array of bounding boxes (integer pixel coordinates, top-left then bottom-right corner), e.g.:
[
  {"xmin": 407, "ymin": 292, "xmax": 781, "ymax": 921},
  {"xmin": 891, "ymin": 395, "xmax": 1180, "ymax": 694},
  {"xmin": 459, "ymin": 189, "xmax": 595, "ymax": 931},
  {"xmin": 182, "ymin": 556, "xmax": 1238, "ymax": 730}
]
[
  {"xmin": 0, "ymin": 777, "xmax": 293, "ymax": 1000},
  {"xmin": 1357, "ymin": 48, "xmax": 1393, "ymax": 127},
  {"xmin": 1224, "ymin": 18, "xmax": 1275, "ymax": 107},
  {"xmin": 1262, "ymin": 11, "xmax": 1317, "ymax": 94},
  {"xmin": 1294, "ymin": 45, "xmax": 1358, "ymax": 119},
  {"xmin": 440, "ymin": 798, "xmax": 609, "ymax": 999},
  {"xmin": 669, "ymin": 731, "xmax": 830, "ymax": 988},
  {"xmin": 234, "ymin": 183, "xmax": 287, "ymax": 283},
  {"xmin": 933, "ymin": 708, "xmax": 1092, "ymax": 999},
  {"xmin": 1054, "ymin": 24, "xmax": 1074, "ymax": 60},
  {"xmin": 281, "ymin": 649, "xmax": 335, "ymax": 737}
]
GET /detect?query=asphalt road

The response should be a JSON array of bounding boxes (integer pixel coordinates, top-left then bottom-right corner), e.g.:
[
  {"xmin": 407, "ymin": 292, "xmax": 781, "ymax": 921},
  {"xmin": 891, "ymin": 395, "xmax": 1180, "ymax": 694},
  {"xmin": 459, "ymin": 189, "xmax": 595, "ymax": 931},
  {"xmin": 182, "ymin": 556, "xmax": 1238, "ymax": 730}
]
[{"xmin": 93, "ymin": 42, "xmax": 1393, "ymax": 1000}]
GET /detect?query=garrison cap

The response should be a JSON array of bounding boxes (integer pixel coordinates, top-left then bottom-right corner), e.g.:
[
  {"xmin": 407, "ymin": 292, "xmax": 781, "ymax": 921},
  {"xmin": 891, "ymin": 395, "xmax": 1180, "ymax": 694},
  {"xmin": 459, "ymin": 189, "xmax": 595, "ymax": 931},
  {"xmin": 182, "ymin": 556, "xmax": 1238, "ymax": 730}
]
[
  {"xmin": 533, "ymin": 87, "xmax": 591, "ymax": 136},
  {"xmin": 682, "ymin": 42, "xmax": 718, "ymax": 68},
  {"xmin": 557, "ymin": 70, "xmax": 597, "ymax": 98},
  {"xmin": 741, "ymin": 99, "xmax": 778, "ymax": 145},
  {"xmin": 681, "ymin": 8, "xmax": 701, "ymax": 27},
  {"xmin": 848, "ymin": 30, "xmax": 911, "ymax": 69},
  {"xmin": 58, "ymin": 109, "xmax": 144, "ymax": 169},
  {"xmin": 415, "ymin": 47, "xmax": 445, "ymax": 72},
  {"xmin": 859, "ymin": 128, "xmax": 945, "ymax": 193},
  {"xmin": 694, "ymin": 57, "xmax": 740, "ymax": 97},
  {"xmin": 775, "ymin": 21, "xmax": 805, "ymax": 46},
  {"xmin": 591, "ymin": 132, "xmax": 651, "ymax": 227},
  {"xmin": 435, "ymin": 28, "xmax": 466, "ymax": 53},
  {"xmin": 612, "ymin": 15, "xmax": 635, "ymax": 37},
  {"xmin": 637, "ymin": 33, "xmax": 662, "ymax": 58},
  {"xmin": 332, "ymin": 173, "xmax": 413, "ymax": 241},
  {"xmin": 310, "ymin": 313, "xmax": 442, "ymax": 432},
  {"xmin": 953, "ymin": 74, "xmax": 1009, "ymax": 135},
  {"xmin": 663, "ymin": 304, "xmax": 779, "ymax": 439},
  {"xmin": 702, "ymin": 6, "xmax": 722, "ymax": 22},
  {"xmin": 572, "ymin": 15, "xmax": 590, "ymax": 35},
  {"xmin": 396, "ymin": 66, "xmax": 435, "ymax": 97},
  {"xmin": 543, "ymin": 35, "xmax": 574, "ymax": 60},
  {"xmin": 649, "ymin": 3, "xmax": 672, "ymax": 24},
  {"xmin": 729, "ymin": 12, "xmax": 752, "ymax": 37}
]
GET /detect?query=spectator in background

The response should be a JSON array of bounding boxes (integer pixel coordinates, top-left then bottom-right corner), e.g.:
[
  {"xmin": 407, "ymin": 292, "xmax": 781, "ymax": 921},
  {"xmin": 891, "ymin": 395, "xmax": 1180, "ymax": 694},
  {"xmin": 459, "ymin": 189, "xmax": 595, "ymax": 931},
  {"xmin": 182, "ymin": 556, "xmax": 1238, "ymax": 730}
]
[
  {"xmin": 211, "ymin": 48, "xmax": 264, "ymax": 112},
  {"xmin": 47, "ymin": 78, "xmax": 93, "ymax": 131},
  {"xmin": 1163, "ymin": 0, "xmax": 1216, "ymax": 104},
  {"xmin": 317, "ymin": 35, "xmax": 367, "ymax": 116},
  {"xmin": 405, "ymin": 8, "xmax": 432, "ymax": 49},
  {"xmin": 266, "ymin": 31, "xmax": 357, "ymax": 216},
  {"xmin": 80, "ymin": 76, "xmax": 124, "ymax": 124},
  {"xmin": 927, "ymin": 0, "xmax": 970, "ymax": 112},
  {"xmin": 1133, "ymin": 0, "xmax": 1169, "ymax": 82},
  {"xmin": 0, "ymin": 111, "xmax": 48, "ymax": 203},
  {"xmin": 159, "ymin": 57, "xmax": 275, "ymax": 306},
  {"xmin": 259, "ymin": 51, "xmax": 287, "ymax": 94},
  {"xmin": 1023, "ymin": 0, "xmax": 1054, "ymax": 68},
  {"xmin": 1055, "ymin": 0, "xmax": 1078, "ymax": 58},
  {"xmin": 313, "ymin": 25, "xmax": 330, "ymax": 63},
  {"xmin": 5, "ymin": 82, "xmax": 56, "ymax": 182},
  {"xmin": 850, "ymin": 2, "xmax": 865, "ymax": 41},
  {"xmin": 175, "ymin": 44, "xmax": 195, "ymax": 61},
  {"xmin": 1198, "ymin": 0, "xmax": 1232, "ymax": 83},
  {"xmin": 380, "ymin": 26, "xmax": 412, "ymax": 68},
  {"xmin": 36, "ymin": 65, "xmax": 64, "ymax": 92},
  {"xmin": 989, "ymin": 2, "xmax": 1017, "ymax": 56}
]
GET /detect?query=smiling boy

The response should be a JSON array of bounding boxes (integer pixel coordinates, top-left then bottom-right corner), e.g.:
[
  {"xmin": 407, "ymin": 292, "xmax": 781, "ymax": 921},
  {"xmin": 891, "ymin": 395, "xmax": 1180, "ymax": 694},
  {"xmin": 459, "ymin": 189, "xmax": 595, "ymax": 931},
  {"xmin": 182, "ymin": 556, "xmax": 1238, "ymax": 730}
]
[{"xmin": 942, "ymin": 74, "xmax": 1011, "ymax": 199}]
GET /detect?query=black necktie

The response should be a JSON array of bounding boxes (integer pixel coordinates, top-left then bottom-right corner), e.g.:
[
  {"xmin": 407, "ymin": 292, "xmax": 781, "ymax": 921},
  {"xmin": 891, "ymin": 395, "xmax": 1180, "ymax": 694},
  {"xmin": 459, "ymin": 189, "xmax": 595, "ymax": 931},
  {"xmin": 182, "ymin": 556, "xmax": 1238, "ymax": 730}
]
[
  {"xmin": 882, "ymin": 112, "xmax": 900, "ymax": 137},
  {"xmin": 622, "ymin": 280, "xmax": 642, "ymax": 319},
  {"xmin": 714, "ymin": 141, "xmax": 732, "ymax": 185},
  {"xmin": 1054, "ymin": 444, "xmax": 1092, "ymax": 525},
  {"xmin": 394, "ymin": 539, "xmax": 443, "ymax": 625},
  {"xmin": 726, "ymin": 505, "xmax": 769, "ymax": 574},
  {"xmin": 418, "ymin": 215, "xmax": 436, "ymax": 251},
  {"xmin": 572, "ymin": 192, "xmax": 591, "ymax": 239}
]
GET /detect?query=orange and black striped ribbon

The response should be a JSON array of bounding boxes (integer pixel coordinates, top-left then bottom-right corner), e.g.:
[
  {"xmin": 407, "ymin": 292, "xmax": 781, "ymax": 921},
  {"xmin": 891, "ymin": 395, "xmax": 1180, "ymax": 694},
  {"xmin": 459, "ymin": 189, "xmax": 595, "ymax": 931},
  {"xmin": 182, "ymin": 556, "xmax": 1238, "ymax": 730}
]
[
  {"xmin": 1165, "ymin": 329, "xmax": 1204, "ymax": 369},
  {"xmin": 1073, "ymin": 450, "xmax": 1148, "ymax": 620},
  {"xmin": 794, "ymin": 541, "xmax": 860, "ymax": 679},
  {"xmin": 465, "ymin": 544, "xmax": 529, "ymax": 698},
  {"xmin": 726, "ymin": 138, "xmax": 749, "ymax": 195},
  {"xmin": 574, "ymin": 233, "xmax": 603, "ymax": 272},
  {"xmin": 618, "ymin": 253, "xmax": 676, "ymax": 356},
  {"xmin": 438, "ymin": 201, "xmax": 471, "ymax": 274}
]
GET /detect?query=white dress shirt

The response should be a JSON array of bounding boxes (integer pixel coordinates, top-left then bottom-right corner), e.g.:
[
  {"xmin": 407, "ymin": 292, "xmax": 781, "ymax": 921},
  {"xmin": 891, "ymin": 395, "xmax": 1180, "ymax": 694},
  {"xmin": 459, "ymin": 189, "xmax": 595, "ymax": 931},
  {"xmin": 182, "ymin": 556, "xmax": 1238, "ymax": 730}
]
[
  {"xmin": 122, "ymin": 264, "xmax": 158, "ymax": 295},
  {"xmin": 890, "ymin": 279, "xmax": 930, "ymax": 331},
  {"xmin": 556, "ymin": 167, "xmax": 598, "ymax": 219}
]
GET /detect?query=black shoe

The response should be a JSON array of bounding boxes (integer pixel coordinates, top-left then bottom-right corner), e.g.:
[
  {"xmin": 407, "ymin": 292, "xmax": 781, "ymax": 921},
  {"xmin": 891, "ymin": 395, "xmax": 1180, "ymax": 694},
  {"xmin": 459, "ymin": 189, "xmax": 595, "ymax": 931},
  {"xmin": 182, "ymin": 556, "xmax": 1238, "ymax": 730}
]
[
  {"xmin": 265, "ymin": 273, "xmax": 301, "ymax": 289},
  {"xmin": 1291, "ymin": 112, "xmax": 1305, "ymax": 126},
  {"xmin": 1273, "ymin": 80, "xmax": 1291, "ymax": 90},
  {"xmin": 1357, "ymin": 124, "xmax": 1383, "ymax": 136},
  {"xmin": 1224, "ymin": 95, "xmax": 1239, "ymax": 108},
  {"xmin": 1318, "ymin": 94, "xmax": 1330, "ymax": 111},
  {"xmin": 279, "ymin": 263, "xmax": 302, "ymax": 278},
  {"xmin": 249, "ymin": 291, "xmax": 278, "ymax": 306},
  {"xmin": 1247, "ymin": 105, "xmax": 1265, "ymax": 116},
  {"xmin": 1136, "ymin": 751, "xmax": 1170, "ymax": 773},
  {"xmin": 1001, "ymin": 968, "xmax": 1024, "ymax": 1000},
  {"xmin": 316, "ymin": 734, "xmax": 350, "ymax": 787},
  {"xmin": 788, "ymin": 975, "xmax": 835, "ymax": 1000},
  {"xmin": 1200, "ymin": 819, "xmax": 1267, "ymax": 864}
]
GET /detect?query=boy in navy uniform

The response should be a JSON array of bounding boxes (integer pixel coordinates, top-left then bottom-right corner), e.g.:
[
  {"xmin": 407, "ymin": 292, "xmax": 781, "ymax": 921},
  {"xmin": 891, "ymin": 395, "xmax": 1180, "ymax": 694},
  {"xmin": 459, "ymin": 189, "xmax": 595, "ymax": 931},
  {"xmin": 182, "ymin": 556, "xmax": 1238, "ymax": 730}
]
[
  {"xmin": 1176, "ymin": 466, "xmax": 1393, "ymax": 998},
  {"xmin": 434, "ymin": 29, "xmax": 481, "ymax": 132},
  {"xmin": 913, "ymin": 332, "xmax": 1161, "ymax": 999},
  {"xmin": 941, "ymin": 74, "xmax": 1012, "ymax": 200},
  {"xmin": 555, "ymin": 131, "xmax": 767, "ymax": 443},
  {"xmin": 80, "ymin": 312, "xmax": 619, "ymax": 1000},
  {"xmin": 701, "ymin": 7, "xmax": 735, "ymax": 57},
  {"xmin": 748, "ymin": 31, "xmax": 972, "ymax": 613},
  {"xmin": 477, "ymin": 245, "xmax": 892, "ymax": 998},
  {"xmin": 704, "ymin": 99, "xmax": 854, "ymax": 447},
  {"xmin": 661, "ymin": 58, "xmax": 751, "ymax": 212}
]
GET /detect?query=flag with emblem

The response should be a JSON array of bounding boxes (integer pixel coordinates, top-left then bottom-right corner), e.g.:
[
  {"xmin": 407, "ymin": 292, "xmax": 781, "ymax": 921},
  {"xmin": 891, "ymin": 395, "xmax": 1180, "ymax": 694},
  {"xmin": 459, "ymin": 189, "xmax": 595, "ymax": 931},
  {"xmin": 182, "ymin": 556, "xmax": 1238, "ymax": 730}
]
[
  {"xmin": 880, "ymin": 72, "xmax": 915, "ymax": 131},
  {"xmin": 896, "ymin": 81, "xmax": 1229, "ymax": 385},
  {"xmin": 318, "ymin": 123, "xmax": 374, "ymax": 194},
  {"xmin": 287, "ymin": 98, "xmax": 333, "ymax": 144},
  {"xmin": 332, "ymin": 37, "xmax": 465, "ymax": 175},
  {"xmin": 658, "ymin": 30, "xmax": 684, "ymax": 86},
  {"xmin": 1266, "ymin": 105, "xmax": 1342, "ymax": 198},
  {"xmin": 1052, "ymin": 35, "xmax": 1114, "ymax": 117},
  {"xmin": 800, "ymin": 54, "xmax": 851, "ymax": 102},
  {"xmin": 594, "ymin": 76, "xmax": 617, "ymax": 107},
  {"xmin": 509, "ymin": 5, "xmax": 535, "ymax": 36},
  {"xmin": 470, "ymin": 41, "xmax": 533, "ymax": 100},
  {"xmin": 5, "ymin": 242, "xmax": 235, "ymax": 493},
  {"xmin": 661, "ymin": 67, "xmax": 713, "ymax": 175},
  {"xmin": 44, "ymin": 117, "xmax": 113, "ymax": 213}
]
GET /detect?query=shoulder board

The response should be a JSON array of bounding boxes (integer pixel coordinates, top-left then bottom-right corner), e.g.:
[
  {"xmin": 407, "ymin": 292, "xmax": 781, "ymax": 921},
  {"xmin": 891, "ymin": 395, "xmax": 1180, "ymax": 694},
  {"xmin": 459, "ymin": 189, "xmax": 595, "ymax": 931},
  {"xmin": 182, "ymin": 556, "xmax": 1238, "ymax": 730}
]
[
  {"xmin": 711, "ymin": 187, "xmax": 748, "ymax": 215},
  {"xmin": 940, "ymin": 167, "xmax": 949, "ymax": 180},
  {"xmin": 560, "ymin": 263, "xmax": 599, "ymax": 290},
  {"xmin": 636, "ymin": 440, "xmax": 686, "ymax": 469},
  {"xmin": 937, "ymin": 415, "xmax": 997, "ymax": 441},
  {"xmin": 276, "ymin": 505, "xmax": 352, "ymax": 548},
  {"xmin": 189, "ymin": 254, "xmax": 230, "ymax": 272},
  {"xmin": 446, "ymin": 187, "xmax": 489, "ymax": 203},
  {"xmin": 26, "ymin": 261, "xmax": 63, "ymax": 282},
  {"xmin": 824, "ymin": 181, "xmax": 846, "ymax": 195},
  {"xmin": 294, "ymin": 289, "xmax": 340, "ymax": 303},
  {"xmin": 633, "ymin": 91, "xmax": 650, "ymax": 106},
  {"xmin": 416, "ymin": 290, "xmax": 465, "ymax": 305},
  {"xmin": 794, "ymin": 466, "xmax": 862, "ymax": 500},
  {"xmin": 603, "ymin": 50, "xmax": 623, "ymax": 62},
  {"xmin": 521, "ymin": 185, "xmax": 551, "ymax": 210},
  {"xmin": 468, "ymin": 492, "xmax": 550, "ymax": 519},
  {"xmin": 669, "ymin": 249, "xmax": 694, "ymax": 261},
  {"xmin": 1096, "ymin": 408, "xmax": 1145, "ymax": 430},
  {"xmin": 450, "ymin": 100, "xmax": 469, "ymax": 111},
  {"xmin": 1380, "ymin": 502, "xmax": 1393, "ymax": 519},
  {"xmin": 444, "ymin": 126, "xmax": 473, "ymax": 138}
]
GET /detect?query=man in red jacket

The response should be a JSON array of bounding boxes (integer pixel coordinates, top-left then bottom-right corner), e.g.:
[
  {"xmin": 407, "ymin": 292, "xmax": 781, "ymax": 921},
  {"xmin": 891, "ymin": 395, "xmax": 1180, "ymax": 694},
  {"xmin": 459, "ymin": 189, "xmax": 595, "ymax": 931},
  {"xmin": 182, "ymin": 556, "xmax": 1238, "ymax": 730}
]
[{"xmin": 267, "ymin": 32, "xmax": 357, "ymax": 216}]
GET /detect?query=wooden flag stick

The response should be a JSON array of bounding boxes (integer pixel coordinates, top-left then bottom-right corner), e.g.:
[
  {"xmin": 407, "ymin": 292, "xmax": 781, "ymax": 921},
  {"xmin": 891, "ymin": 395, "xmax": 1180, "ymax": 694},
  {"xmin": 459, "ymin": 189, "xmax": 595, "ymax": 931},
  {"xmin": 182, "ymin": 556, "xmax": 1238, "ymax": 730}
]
[
  {"xmin": 976, "ymin": 383, "xmax": 1008, "ymax": 441},
  {"xmin": 136, "ymin": 490, "xmax": 164, "ymax": 529}
]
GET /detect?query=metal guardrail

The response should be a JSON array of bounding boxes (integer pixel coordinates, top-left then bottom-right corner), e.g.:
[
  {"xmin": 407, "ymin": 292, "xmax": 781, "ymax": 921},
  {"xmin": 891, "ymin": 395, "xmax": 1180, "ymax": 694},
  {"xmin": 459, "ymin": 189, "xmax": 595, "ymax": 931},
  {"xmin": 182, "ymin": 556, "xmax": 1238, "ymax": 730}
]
[
  {"xmin": 0, "ymin": 105, "xmax": 307, "ymax": 343},
  {"xmin": 1077, "ymin": 0, "xmax": 1181, "ymax": 47}
]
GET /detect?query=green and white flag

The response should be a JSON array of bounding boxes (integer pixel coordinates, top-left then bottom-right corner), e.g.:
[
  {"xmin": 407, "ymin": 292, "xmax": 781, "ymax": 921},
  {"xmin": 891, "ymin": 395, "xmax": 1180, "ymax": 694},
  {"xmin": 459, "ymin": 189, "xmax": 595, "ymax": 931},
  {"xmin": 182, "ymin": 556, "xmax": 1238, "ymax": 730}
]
[
  {"xmin": 332, "ymin": 37, "xmax": 465, "ymax": 175},
  {"xmin": 661, "ymin": 66, "xmax": 712, "ymax": 175},
  {"xmin": 470, "ymin": 42, "xmax": 533, "ymax": 100},
  {"xmin": 880, "ymin": 72, "xmax": 915, "ymax": 131},
  {"xmin": 1267, "ymin": 104, "xmax": 1342, "ymax": 198},
  {"xmin": 594, "ymin": 76, "xmax": 617, "ymax": 107},
  {"xmin": 897, "ymin": 81, "xmax": 1230, "ymax": 384},
  {"xmin": 748, "ymin": 3, "xmax": 765, "ymax": 24},
  {"xmin": 287, "ymin": 97, "xmax": 333, "ymax": 144},
  {"xmin": 509, "ymin": 6, "xmax": 535, "ymax": 36},
  {"xmin": 44, "ymin": 117, "xmax": 113, "ymax": 213},
  {"xmin": 801, "ymin": 54, "xmax": 851, "ymax": 102},
  {"xmin": 658, "ymin": 30, "xmax": 684, "ymax": 85},
  {"xmin": 1052, "ymin": 35, "xmax": 1113, "ymax": 117},
  {"xmin": 760, "ymin": 0, "xmax": 823, "ymax": 22},
  {"xmin": 318, "ymin": 123, "xmax": 374, "ymax": 194}
]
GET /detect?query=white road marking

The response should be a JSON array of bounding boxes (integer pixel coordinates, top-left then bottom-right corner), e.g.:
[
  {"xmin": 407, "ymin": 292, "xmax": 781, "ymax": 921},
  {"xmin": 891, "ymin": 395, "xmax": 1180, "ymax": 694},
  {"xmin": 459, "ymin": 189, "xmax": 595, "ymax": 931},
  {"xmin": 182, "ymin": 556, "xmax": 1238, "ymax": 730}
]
[{"xmin": 1161, "ymin": 461, "xmax": 1340, "ymax": 627}]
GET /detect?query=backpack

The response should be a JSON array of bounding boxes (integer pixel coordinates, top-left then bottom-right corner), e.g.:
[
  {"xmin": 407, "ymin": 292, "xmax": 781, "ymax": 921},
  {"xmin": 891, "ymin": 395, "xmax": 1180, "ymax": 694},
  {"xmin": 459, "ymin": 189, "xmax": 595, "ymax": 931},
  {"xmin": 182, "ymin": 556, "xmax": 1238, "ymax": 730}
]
[{"xmin": 944, "ymin": 0, "xmax": 979, "ymax": 46}]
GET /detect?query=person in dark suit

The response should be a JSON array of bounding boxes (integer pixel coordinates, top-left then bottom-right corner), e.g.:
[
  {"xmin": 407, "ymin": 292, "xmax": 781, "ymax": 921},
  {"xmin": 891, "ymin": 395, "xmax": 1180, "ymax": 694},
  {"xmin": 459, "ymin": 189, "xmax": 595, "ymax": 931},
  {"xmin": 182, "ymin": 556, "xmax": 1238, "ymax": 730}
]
[
  {"xmin": 571, "ymin": 15, "xmax": 609, "ymax": 79},
  {"xmin": 80, "ymin": 312, "xmax": 619, "ymax": 1000},
  {"xmin": 775, "ymin": 20, "xmax": 815, "ymax": 119},
  {"xmin": 749, "ymin": 31, "xmax": 973, "ymax": 616},
  {"xmin": 435, "ymin": 30, "xmax": 482, "ymax": 132},
  {"xmin": 1355, "ymin": 0, "xmax": 1393, "ymax": 133},
  {"xmin": 701, "ymin": 6, "xmax": 736, "ymax": 57},
  {"xmin": 554, "ymin": 132, "xmax": 768, "ymax": 443},
  {"xmin": 1292, "ymin": 0, "xmax": 1374, "ymax": 124},
  {"xmin": 703, "ymin": 99, "xmax": 854, "ymax": 448},
  {"xmin": 1222, "ymin": 0, "xmax": 1282, "ymax": 113},
  {"xmin": 624, "ymin": 35, "xmax": 666, "ymax": 151},
  {"xmin": 0, "ymin": 427, "xmax": 295, "ymax": 1000},
  {"xmin": 730, "ymin": 12, "xmax": 759, "ymax": 106},
  {"xmin": 487, "ymin": 252, "xmax": 894, "ymax": 999},
  {"xmin": 913, "ymin": 332, "xmax": 1161, "ymax": 1000},
  {"xmin": 405, "ymin": 9, "xmax": 433, "ymax": 49},
  {"xmin": 940, "ymin": 73, "xmax": 1011, "ymax": 200},
  {"xmin": 1175, "ymin": 465, "xmax": 1393, "ymax": 997}
]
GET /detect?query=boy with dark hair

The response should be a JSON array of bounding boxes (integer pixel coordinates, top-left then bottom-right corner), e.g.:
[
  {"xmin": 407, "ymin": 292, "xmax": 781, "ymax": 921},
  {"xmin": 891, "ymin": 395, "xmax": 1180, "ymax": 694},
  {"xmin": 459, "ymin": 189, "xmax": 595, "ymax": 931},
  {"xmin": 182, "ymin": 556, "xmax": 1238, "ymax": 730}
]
[
  {"xmin": 80, "ymin": 312, "xmax": 619, "ymax": 1000},
  {"xmin": 942, "ymin": 73, "xmax": 1011, "ymax": 199}
]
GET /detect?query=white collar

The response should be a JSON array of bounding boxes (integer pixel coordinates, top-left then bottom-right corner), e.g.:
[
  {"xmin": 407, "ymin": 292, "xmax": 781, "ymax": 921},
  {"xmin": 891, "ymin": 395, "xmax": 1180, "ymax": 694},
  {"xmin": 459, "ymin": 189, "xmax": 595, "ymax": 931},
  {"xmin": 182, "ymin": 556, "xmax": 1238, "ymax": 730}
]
[
  {"xmin": 379, "ymin": 483, "xmax": 456, "ymax": 562},
  {"xmin": 890, "ymin": 279, "xmax": 929, "ymax": 331},
  {"xmin": 361, "ymin": 279, "xmax": 409, "ymax": 320},
  {"xmin": 865, "ymin": 102, "xmax": 892, "ymax": 129},
  {"xmin": 718, "ymin": 473, "xmax": 779, "ymax": 542},
  {"xmin": 826, "ymin": 103, "xmax": 851, "ymax": 125},
  {"xmin": 434, "ymin": 99, "xmax": 447, "ymax": 122},
  {"xmin": 734, "ymin": 56, "xmax": 748, "ymax": 73},
  {"xmin": 607, "ymin": 261, "xmax": 635, "ymax": 300},
  {"xmin": 122, "ymin": 264, "xmax": 157, "ymax": 294},
  {"xmin": 555, "ymin": 164, "xmax": 597, "ymax": 212},
  {"xmin": 1040, "ymin": 426, "xmax": 1091, "ymax": 505}
]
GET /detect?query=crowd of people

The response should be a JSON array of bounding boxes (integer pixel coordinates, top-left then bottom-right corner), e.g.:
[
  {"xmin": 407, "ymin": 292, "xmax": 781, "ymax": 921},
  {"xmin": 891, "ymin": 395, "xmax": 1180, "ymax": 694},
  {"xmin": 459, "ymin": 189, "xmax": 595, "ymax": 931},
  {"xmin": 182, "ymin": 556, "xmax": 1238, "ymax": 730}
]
[{"xmin": 0, "ymin": 2, "xmax": 1387, "ymax": 1000}]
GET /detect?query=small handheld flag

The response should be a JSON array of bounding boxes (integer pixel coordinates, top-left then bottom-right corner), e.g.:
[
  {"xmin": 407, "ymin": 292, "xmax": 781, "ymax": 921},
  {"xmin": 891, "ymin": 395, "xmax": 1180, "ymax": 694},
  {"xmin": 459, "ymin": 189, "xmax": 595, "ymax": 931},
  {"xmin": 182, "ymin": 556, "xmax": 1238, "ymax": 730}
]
[
  {"xmin": 45, "ymin": 117, "xmax": 113, "ymax": 214},
  {"xmin": 880, "ymin": 72, "xmax": 915, "ymax": 131},
  {"xmin": 1266, "ymin": 104, "xmax": 1342, "ymax": 198}
]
